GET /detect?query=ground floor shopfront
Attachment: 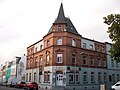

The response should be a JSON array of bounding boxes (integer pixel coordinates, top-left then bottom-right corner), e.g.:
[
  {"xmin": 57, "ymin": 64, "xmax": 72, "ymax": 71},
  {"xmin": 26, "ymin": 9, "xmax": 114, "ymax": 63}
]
[{"xmin": 26, "ymin": 66, "xmax": 120, "ymax": 90}]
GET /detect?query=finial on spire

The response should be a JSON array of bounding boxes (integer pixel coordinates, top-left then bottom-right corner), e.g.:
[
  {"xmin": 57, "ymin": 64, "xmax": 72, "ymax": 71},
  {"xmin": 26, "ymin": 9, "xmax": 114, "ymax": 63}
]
[{"xmin": 61, "ymin": 0, "xmax": 63, "ymax": 3}]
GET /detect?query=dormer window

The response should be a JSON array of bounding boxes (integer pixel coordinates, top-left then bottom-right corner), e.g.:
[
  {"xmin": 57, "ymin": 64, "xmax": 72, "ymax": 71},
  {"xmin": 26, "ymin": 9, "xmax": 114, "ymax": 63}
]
[
  {"xmin": 40, "ymin": 45, "xmax": 43, "ymax": 50},
  {"xmin": 35, "ymin": 47, "xmax": 37, "ymax": 52},
  {"xmin": 58, "ymin": 25, "xmax": 62, "ymax": 31}
]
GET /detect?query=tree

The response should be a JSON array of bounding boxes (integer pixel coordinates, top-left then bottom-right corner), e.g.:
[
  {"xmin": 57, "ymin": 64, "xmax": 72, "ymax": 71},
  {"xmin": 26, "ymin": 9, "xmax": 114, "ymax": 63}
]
[{"xmin": 103, "ymin": 14, "xmax": 120, "ymax": 62}]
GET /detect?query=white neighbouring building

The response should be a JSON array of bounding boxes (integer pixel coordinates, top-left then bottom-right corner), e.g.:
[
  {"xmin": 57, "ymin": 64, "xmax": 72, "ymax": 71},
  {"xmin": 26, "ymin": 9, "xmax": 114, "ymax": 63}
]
[{"xmin": 105, "ymin": 42, "xmax": 120, "ymax": 90}]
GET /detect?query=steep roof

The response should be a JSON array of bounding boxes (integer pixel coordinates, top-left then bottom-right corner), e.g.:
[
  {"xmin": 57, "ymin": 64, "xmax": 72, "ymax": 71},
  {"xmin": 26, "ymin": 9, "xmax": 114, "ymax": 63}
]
[
  {"xmin": 48, "ymin": 3, "xmax": 80, "ymax": 36},
  {"xmin": 54, "ymin": 3, "xmax": 67, "ymax": 24}
]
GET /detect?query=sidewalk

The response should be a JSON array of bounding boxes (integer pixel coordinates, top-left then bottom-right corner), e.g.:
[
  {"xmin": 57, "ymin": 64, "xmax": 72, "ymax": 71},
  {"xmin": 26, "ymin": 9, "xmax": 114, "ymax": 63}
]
[{"xmin": 39, "ymin": 88, "xmax": 48, "ymax": 90}]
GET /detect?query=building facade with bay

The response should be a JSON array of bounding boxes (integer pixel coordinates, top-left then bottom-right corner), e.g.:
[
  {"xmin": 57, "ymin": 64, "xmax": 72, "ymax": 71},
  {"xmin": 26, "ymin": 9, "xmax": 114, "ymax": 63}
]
[{"xmin": 26, "ymin": 3, "xmax": 120, "ymax": 90}]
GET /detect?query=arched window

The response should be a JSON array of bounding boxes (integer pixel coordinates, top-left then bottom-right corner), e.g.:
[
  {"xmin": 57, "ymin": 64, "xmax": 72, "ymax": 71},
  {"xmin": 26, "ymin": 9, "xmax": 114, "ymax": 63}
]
[
  {"xmin": 72, "ymin": 39, "xmax": 76, "ymax": 46},
  {"xmin": 57, "ymin": 37, "xmax": 62, "ymax": 45},
  {"xmin": 46, "ymin": 51, "xmax": 50, "ymax": 65}
]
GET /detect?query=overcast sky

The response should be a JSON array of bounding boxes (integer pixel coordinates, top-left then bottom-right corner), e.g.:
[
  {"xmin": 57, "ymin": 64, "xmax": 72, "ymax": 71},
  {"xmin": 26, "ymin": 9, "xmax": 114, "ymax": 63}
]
[{"xmin": 0, "ymin": 0, "xmax": 120, "ymax": 64}]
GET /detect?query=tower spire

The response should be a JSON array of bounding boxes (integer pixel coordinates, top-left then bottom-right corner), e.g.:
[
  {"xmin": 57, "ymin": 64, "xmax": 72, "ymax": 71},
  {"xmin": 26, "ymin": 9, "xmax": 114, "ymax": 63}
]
[{"xmin": 54, "ymin": 3, "xmax": 67, "ymax": 24}]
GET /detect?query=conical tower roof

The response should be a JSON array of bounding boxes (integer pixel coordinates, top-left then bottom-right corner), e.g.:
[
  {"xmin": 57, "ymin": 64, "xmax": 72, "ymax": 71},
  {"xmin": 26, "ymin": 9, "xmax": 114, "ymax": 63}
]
[
  {"xmin": 54, "ymin": 3, "xmax": 67, "ymax": 24},
  {"xmin": 48, "ymin": 3, "xmax": 81, "ymax": 36}
]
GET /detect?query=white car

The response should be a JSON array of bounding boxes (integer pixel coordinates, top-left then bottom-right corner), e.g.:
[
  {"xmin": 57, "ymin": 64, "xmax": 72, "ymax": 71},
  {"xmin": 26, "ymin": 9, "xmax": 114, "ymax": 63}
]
[{"xmin": 111, "ymin": 81, "xmax": 120, "ymax": 90}]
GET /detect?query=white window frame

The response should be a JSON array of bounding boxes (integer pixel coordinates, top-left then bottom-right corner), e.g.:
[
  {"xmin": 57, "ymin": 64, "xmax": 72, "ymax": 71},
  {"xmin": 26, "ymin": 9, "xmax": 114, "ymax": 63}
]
[
  {"xmin": 58, "ymin": 25, "xmax": 62, "ymax": 31},
  {"xmin": 90, "ymin": 56, "xmax": 94, "ymax": 66},
  {"xmin": 82, "ymin": 55, "xmax": 87, "ymax": 65},
  {"xmin": 46, "ymin": 54, "xmax": 50, "ymax": 64},
  {"xmin": 40, "ymin": 57, "xmax": 42, "ymax": 65},
  {"xmin": 57, "ymin": 37, "xmax": 62, "ymax": 45},
  {"xmin": 83, "ymin": 72, "xmax": 88, "ymax": 83},
  {"xmin": 98, "ymin": 72, "xmax": 101, "ymax": 83},
  {"xmin": 83, "ymin": 43, "xmax": 86, "ymax": 48},
  {"xmin": 91, "ymin": 72, "xmax": 95, "ymax": 83},
  {"xmin": 69, "ymin": 74, "xmax": 74, "ymax": 83},
  {"xmin": 56, "ymin": 54, "xmax": 62, "ymax": 63},
  {"xmin": 102, "ymin": 47, "xmax": 105, "ymax": 53},
  {"xmin": 103, "ymin": 73, "xmax": 107, "ymax": 83},
  {"xmin": 103, "ymin": 59, "xmax": 106, "ymax": 67},
  {"xmin": 98, "ymin": 56, "xmax": 101, "ymax": 66},
  {"xmin": 72, "ymin": 39, "xmax": 76, "ymax": 46},
  {"xmin": 90, "ymin": 44, "xmax": 93, "ymax": 50}
]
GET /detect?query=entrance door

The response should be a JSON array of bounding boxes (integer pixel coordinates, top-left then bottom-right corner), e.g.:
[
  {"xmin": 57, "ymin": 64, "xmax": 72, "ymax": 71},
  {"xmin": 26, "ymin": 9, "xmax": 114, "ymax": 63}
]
[{"xmin": 56, "ymin": 74, "xmax": 63, "ymax": 86}]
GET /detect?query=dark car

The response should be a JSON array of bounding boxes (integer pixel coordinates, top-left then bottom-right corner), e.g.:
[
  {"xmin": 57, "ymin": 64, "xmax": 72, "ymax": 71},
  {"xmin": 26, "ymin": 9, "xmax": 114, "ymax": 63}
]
[
  {"xmin": 16, "ymin": 81, "xmax": 26, "ymax": 88},
  {"xmin": 24, "ymin": 82, "xmax": 38, "ymax": 90}
]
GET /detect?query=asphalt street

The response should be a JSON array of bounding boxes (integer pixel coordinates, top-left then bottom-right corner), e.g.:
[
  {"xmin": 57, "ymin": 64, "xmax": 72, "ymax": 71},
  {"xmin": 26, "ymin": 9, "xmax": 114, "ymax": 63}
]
[
  {"xmin": 0, "ymin": 86, "xmax": 24, "ymax": 90},
  {"xmin": 0, "ymin": 86, "xmax": 48, "ymax": 90}
]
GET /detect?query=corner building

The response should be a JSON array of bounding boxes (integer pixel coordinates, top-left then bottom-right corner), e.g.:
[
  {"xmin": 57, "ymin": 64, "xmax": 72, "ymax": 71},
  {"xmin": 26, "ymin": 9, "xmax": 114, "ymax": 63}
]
[{"xmin": 26, "ymin": 3, "xmax": 120, "ymax": 90}]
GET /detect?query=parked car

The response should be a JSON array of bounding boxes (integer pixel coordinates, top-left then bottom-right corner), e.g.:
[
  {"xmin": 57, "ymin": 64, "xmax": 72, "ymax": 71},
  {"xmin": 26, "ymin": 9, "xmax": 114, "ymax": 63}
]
[
  {"xmin": 6, "ymin": 78, "xmax": 18, "ymax": 87},
  {"xmin": 16, "ymin": 81, "xmax": 26, "ymax": 88},
  {"xmin": 24, "ymin": 82, "xmax": 38, "ymax": 90},
  {"xmin": 111, "ymin": 81, "xmax": 120, "ymax": 90}
]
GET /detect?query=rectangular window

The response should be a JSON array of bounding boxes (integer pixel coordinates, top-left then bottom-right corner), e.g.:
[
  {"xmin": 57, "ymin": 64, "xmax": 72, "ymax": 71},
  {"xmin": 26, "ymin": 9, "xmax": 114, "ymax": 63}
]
[
  {"xmin": 72, "ymin": 39, "xmax": 76, "ymax": 46},
  {"xmin": 98, "ymin": 56, "xmax": 101, "ymax": 66},
  {"xmin": 82, "ymin": 55, "xmax": 87, "ymax": 65},
  {"xmin": 112, "ymin": 74, "xmax": 115, "ymax": 82},
  {"xmin": 34, "ymin": 59, "xmax": 37, "ymax": 68},
  {"xmin": 57, "ymin": 54, "xmax": 62, "ymax": 63},
  {"xmin": 90, "ymin": 56, "xmax": 94, "ymax": 66},
  {"xmin": 117, "ymin": 74, "xmax": 119, "ymax": 81},
  {"xmin": 91, "ymin": 72, "xmax": 95, "ymax": 83},
  {"xmin": 83, "ymin": 43, "xmax": 87, "ymax": 48},
  {"xmin": 30, "ymin": 60, "xmax": 32, "ymax": 68},
  {"xmin": 111, "ymin": 61, "xmax": 114, "ymax": 67},
  {"xmin": 109, "ymin": 75, "xmax": 112, "ymax": 82},
  {"xmin": 29, "ymin": 73, "xmax": 31, "ymax": 82},
  {"xmin": 48, "ymin": 73, "xmax": 50, "ymax": 82},
  {"xmin": 72, "ymin": 54, "xmax": 76, "ymax": 65},
  {"xmin": 44, "ymin": 72, "xmax": 47, "ymax": 82},
  {"xmin": 26, "ymin": 73, "xmax": 28, "ymax": 82},
  {"xmin": 98, "ymin": 72, "xmax": 101, "ymax": 83},
  {"xmin": 83, "ymin": 72, "xmax": 87, "ymax": 83},
  {"xmin": 75, "ymin": 74, "xmax": 79, "ymax": 82},
  {"xmin": 69, "ymin": 74, "xmax": 74, "ymax": 83},
  {"xmin": 39, "ymin": 71, "xmax": 42, "ymax": 83},
  {"xmin": 103, "ymin": 73, "xmax": 107, "ymax": 83},
  {"xmin": 102, "ymin": 47, "xmax": 105, "ymax": 53},
  {"xmin": 58, "ymin": 25, "xmax": 62, "ymax": 31},
  {"xmin": 34, "ymin": 73, "xmax": 36, "ymax": 82},
  {"xmin": 97, "ymin": 46, "xmax": 100, "ymax": 52},
  {"xmin": 103, "ymin": 59, "xmax": 106, "ymax": 67}
]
